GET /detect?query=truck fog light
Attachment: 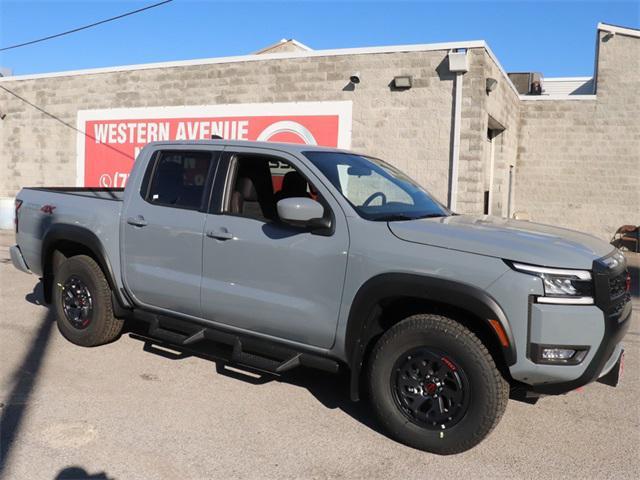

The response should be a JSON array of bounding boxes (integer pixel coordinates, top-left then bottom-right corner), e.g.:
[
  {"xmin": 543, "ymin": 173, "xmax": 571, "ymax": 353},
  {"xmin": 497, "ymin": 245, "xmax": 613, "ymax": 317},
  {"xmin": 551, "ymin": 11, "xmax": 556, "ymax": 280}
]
[
  {"xmin": 531, "ymin": 343, "xmax": 589, "ymax": 364},
  {"xmin": 541, "ymin": 348, "xmax": 575, "ymax": 360}
]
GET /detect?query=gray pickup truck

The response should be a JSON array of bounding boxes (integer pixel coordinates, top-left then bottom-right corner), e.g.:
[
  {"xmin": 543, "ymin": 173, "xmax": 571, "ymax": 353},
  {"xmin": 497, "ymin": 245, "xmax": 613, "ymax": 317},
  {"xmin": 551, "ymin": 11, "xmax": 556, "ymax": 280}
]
[{"xmin": 10, "ymin": 140, "xmax": 631, "ymax": 454}]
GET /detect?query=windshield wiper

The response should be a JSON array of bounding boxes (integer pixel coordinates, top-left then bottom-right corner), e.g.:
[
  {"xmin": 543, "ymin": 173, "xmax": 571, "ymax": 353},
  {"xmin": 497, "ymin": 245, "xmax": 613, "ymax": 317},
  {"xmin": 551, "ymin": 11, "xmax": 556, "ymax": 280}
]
[
  {"xmin": 413, "ymin": 213, "xmax": 448, "ymax": 219},
  {"xmin": 372, "ymin": 213, "xmax": 448, "ymax": 222},
  {"xmin": 372, "ymin": 214, "xmax": 416, "ymax": 222}
]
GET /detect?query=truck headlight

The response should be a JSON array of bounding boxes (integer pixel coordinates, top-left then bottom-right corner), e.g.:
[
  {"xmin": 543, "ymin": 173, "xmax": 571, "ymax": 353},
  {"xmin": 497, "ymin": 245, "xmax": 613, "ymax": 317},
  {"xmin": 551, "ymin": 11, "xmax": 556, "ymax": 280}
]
[{"xmin": 509, "ymin": 262, "xmax": 593, "ymax": 305}]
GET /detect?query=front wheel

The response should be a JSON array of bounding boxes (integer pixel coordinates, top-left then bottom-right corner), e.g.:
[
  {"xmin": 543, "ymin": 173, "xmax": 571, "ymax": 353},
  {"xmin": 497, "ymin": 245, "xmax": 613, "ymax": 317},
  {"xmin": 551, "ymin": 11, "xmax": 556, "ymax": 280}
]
[
  {"xmin": 53, "ymin": 255, "xmax": 124, "ymax": 347},
  {"xmin": 367, "ymin": 314, "xmax": 509, "ymax": 454}
]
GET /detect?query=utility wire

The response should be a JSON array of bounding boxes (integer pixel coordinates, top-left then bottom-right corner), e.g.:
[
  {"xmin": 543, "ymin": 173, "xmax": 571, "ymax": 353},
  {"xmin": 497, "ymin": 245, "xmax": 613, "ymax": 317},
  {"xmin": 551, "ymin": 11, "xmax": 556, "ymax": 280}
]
[
  {"xmin": 0, "ymin": 0, "xmax": 174, "ymax": 52},
  {"xmin": 0, "ymin": 85, "xmax": 134, "ymax": 160}
]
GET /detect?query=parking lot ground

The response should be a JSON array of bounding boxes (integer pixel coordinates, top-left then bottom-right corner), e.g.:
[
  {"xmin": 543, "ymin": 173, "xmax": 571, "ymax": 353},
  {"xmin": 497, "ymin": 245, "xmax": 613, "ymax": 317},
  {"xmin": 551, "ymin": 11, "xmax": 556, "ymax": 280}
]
[{"xmin": 1, "ymin": 230, "xmax": 639, "ymax": 480}]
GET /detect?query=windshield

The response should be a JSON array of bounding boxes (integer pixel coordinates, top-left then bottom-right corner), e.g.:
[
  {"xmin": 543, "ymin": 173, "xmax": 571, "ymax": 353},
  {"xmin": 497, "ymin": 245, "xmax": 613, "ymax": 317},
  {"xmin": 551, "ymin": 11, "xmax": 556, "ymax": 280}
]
[{"xmin": 304, "ymin": 151, "xmax": 449, "ymax": 221}]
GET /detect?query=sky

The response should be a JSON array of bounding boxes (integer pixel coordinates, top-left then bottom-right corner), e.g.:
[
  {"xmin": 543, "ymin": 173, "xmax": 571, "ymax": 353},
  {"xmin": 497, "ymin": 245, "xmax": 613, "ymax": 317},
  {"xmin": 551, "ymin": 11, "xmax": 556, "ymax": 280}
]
[{"xmin": 0, "ymin": 0, "xmax": 638, "ymax": 77}]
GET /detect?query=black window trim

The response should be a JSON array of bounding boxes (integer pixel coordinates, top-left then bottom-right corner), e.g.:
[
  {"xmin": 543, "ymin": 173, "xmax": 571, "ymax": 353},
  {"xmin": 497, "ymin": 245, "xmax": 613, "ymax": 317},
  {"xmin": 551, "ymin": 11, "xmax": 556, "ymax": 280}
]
[
  {"xmin": 139, "ymin": 150, "xmax": 159, "ymax": 201},
  {"xmin": 207, "ymin": 152, "xmax": 232, "ymax": 215},
  {"xmin": 202, "ymin": 153, "xmax": 222, "ymax": 214},
  {"xmin": 141, "ymin": 149, "xmax": 222, "ymax": 213}
]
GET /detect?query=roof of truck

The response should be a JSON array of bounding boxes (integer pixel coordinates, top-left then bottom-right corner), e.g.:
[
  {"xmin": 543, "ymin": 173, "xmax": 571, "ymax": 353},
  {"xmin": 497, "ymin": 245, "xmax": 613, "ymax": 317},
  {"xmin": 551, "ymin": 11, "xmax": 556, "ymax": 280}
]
[{"xmin": 145, "ymin": 139, "xmax": 356, "ymax": 155}]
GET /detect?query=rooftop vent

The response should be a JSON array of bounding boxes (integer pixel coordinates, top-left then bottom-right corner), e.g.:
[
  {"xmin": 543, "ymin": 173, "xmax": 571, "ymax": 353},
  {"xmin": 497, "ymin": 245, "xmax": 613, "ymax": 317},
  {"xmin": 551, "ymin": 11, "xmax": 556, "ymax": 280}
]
[{"xmin": 508, "ymin": 72, "xmax": 543, "ymax": 95}]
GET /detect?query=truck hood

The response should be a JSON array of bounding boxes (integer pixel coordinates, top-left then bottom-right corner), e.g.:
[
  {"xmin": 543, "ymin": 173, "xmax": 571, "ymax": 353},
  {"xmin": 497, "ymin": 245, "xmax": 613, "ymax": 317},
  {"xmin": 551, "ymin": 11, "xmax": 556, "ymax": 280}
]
[{"xmin": 388, "ymin": 215, "xmax": 613, "ymax": 269}]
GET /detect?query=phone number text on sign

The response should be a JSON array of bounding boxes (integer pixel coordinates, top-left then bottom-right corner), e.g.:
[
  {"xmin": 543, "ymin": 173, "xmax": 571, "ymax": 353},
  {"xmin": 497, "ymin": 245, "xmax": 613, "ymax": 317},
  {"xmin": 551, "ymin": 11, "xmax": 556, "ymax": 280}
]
[{"xmin": 77, "ymin": 102, "xmax": 352, "ymax": 188}]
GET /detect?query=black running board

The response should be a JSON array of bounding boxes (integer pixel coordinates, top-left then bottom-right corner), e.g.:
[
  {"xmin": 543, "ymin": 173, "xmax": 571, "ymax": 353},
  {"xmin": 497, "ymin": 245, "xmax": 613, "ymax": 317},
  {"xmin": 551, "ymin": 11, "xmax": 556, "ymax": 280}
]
[{"xmin": 138, "ymin": 313, "xmax": 340, "ymax": 375}]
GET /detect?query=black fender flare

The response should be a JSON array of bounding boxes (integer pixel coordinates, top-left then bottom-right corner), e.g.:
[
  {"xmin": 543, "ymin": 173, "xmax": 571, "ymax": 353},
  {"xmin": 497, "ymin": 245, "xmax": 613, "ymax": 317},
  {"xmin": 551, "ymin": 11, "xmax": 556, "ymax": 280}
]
[
  {"xmin": 41, "ymin": 224, "xmax": 130, "ymax": 311},
  {"xmin": 344, "ymin": 273, "xmax": 516, "ymax": 400}
]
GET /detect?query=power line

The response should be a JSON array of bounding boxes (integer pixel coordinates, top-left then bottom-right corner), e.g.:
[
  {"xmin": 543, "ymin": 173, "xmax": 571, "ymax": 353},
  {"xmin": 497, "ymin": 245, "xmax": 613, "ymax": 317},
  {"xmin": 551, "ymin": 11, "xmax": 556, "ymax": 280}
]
[
  {"xmin": 0, "ymin": 85, "xmax": 134, "ymax": 160},
  {"xmin": 0, "ymin": 0, "xmax": 174, "ymax": 52}
]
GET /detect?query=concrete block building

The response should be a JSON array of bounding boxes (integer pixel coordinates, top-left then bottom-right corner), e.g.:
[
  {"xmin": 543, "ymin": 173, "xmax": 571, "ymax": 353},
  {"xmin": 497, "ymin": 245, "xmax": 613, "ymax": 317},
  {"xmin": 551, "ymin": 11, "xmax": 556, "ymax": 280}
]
[{"xmin": 0, "ymin": 23, "xmax": 637, "ymax": 239}]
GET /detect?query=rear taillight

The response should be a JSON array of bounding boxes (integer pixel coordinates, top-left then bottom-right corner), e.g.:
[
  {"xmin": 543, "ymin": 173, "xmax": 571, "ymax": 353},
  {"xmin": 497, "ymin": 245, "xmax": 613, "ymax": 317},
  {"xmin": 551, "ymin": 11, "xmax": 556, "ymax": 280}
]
[{"xmin": 14, "ymin": 199, "xmax": 23, "ymax": 233}]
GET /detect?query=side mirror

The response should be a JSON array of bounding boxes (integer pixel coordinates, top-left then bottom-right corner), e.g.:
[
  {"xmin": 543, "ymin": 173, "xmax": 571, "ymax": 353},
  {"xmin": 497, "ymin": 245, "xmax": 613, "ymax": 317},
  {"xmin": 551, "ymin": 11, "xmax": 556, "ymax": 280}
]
[{"xmin": 277, "ymin": 197, "xmax": 330, "ymax": 230}]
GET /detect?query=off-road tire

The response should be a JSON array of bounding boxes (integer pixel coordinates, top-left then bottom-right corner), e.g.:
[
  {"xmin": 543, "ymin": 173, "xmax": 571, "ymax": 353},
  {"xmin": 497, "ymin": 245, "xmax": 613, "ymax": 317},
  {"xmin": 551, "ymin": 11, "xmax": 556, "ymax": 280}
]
[
  {"xmin": 367, "ymin": 313, "xmax": 509, "ymax": 455},
  {"xmin": 53, "ymin": 255, "xmax": 123, "ymax": 347}
]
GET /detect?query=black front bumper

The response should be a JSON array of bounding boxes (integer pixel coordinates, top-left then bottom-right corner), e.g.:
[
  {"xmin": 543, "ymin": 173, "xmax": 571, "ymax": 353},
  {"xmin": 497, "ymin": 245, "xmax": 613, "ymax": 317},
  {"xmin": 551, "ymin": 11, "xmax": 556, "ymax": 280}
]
[{"xmin": 531, "ymin": 253, "xmax": 632, "ymax": 395}]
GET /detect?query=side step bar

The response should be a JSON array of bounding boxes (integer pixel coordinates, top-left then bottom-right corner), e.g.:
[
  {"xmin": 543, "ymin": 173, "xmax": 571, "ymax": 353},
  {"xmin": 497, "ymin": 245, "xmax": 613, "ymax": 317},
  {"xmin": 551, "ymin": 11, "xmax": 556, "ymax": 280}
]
[
  {"xmin": 148, "ymin": 317, "xmax": 191, "ymax": 345},
  {"xmin": 140, "ymin": 314, "xmax": 340, "ymax": 375}
]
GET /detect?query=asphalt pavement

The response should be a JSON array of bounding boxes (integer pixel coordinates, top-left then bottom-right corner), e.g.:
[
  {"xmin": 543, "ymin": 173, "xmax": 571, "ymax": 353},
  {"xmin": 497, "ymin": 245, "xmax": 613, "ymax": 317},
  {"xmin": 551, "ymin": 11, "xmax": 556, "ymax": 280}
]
[{"xmin": 1, "ymin": 231, "xmax": 639, "ymax": 479}]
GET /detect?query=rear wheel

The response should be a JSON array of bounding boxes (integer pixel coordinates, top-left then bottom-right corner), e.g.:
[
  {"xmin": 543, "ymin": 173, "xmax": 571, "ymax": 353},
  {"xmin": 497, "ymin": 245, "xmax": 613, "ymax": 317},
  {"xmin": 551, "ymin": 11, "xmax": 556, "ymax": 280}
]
[
  {"xmin": 367, "ymin": 313, "xmax": 509, "ymax": 454},
  {"xmin": 53, "ymin": 255, "xmax": 123, "ymax": 347}
]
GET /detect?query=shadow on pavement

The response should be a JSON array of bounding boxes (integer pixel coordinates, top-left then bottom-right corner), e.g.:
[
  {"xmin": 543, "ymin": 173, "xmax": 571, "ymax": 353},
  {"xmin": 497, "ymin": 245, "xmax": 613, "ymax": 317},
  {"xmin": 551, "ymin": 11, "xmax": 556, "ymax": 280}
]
[
  {"xmin": 54, "ymin": 466, "xmax": 111, "ymax": 479},
  {"xmin": 0, "ymin": 308, "xmax": 56, "ymax": 478},
  {"xmin": 214, "ymin": 360, "xmax": 384, "ymax": 433},
  {"xmin": 25, "ymin": 282, "xmax": 45, "ymax": 306},
  {"xmin": 279, "ymin": 367, "xmax": 385, "ymax": 434},
  {"xmin": 126, "ymin": 333, "xmax": 389, "ymax": 439}
]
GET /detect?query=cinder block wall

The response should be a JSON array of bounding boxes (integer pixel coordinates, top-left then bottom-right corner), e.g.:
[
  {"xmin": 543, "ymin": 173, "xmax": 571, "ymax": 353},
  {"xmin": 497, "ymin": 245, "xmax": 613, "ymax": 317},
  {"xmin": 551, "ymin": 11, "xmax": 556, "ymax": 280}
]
[
  {"xmin": 514, "ymin": 31, "xmax": 640, "ymax": 240},
  {"xmin": 457, "ymin": 48, "xmax": 488, "ymax": 214},
  {"xmin": 483, "ymin": 52, "xmax": 521, "ymax": 217},
  {"xmin": 0, "ymin": 49, "xmax": 471, "ymax": 206},
  {"xmin": 456, "ymin": 49, "xmax": 521, "ymax": 215},
  {"xmin": 1, "ymin": 36, "xmax": 636, "ymax": 240}
]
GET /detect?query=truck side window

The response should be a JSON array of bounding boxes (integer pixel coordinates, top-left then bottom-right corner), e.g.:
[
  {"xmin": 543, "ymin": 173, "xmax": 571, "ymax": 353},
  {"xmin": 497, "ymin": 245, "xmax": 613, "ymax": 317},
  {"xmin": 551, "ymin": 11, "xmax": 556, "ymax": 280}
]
[
  {"xmin": 146, "ymin": 151, "xmax": 214, "ymax": 210},
  {"xmin": 226, "ymin": 154, "xmax": 315, "ymax": 223}
]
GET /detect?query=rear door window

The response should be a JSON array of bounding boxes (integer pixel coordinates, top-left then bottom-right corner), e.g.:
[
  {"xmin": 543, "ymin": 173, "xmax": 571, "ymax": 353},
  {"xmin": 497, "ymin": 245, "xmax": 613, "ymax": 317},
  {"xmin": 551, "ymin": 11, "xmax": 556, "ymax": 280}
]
[{"xmin": 146, "ymin": 151, "xmax": 216, "ymax": 210}]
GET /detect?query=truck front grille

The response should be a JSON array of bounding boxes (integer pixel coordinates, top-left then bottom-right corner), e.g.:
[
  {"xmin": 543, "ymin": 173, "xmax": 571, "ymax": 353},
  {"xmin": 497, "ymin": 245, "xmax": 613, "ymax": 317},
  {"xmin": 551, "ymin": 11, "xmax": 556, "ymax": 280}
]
[
  {"xmin": 593, "ymin": 250, "xmax": 630, "ymax": 319},
  {"xmin": 609, "ymin": 272, "xmax": 628, "ymax": 300},
  {"xmin": 610, "ymin": 295, "xmax": 631, "ymax": 318}
]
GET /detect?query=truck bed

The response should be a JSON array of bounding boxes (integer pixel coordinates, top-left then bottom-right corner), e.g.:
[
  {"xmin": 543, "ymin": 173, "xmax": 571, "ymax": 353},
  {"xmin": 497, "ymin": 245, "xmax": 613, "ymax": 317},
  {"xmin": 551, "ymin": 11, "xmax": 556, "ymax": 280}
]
[
  {"xmin": 15, "ymin": 187, "xmax": 124, "ymax": 279},
  {"xmin": 25, "ymin": 187, "xmax": 125, "ymax": 201}
]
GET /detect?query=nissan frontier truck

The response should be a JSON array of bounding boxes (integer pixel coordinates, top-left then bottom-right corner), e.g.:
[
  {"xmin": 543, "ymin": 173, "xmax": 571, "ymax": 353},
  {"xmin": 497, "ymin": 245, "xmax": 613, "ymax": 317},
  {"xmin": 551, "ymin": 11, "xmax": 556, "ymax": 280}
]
[{"xmin": 10, "ymin": 140, "xmax": 631, "ymax": 454}]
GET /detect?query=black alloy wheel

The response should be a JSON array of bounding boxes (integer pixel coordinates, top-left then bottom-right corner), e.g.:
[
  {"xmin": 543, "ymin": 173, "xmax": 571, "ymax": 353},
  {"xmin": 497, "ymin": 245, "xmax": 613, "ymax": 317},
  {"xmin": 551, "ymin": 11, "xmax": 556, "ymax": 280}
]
[
  {"xmin": 53, "ymin": 255, "xmax": 124, "ymax": 347},
  {"xmin": 367, "ymin": 313, "xmax": 510, "ymax": 454},
  {"xmin": 392, "ymin": 347, "xmax": 470, "ymax": 430},
  {"xmin": 61, "ymin": 275, "xmax": 94, "ymax": 329}
]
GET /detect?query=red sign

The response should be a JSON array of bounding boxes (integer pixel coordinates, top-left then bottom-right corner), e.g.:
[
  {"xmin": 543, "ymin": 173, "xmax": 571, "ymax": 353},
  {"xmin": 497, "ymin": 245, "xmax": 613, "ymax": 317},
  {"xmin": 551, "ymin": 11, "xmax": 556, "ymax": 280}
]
[{"xmin": 77, "ymin": 102, "xmax": 352, "ymax": 187}]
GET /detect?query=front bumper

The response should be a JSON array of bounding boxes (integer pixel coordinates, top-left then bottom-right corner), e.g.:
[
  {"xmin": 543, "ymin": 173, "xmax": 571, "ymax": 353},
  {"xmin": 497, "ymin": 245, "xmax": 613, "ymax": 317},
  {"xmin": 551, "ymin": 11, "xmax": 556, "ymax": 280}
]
[
  {"xmin": 9, "ymin": 244, "xmax": 31, "ymax": 274},
  {"xmin": 530, "ymin": 300, "xmax": 631, "ymax": 394},
  {"xmin": 528, "ymin": 252, "xmax": 632, "ymax": 395}
]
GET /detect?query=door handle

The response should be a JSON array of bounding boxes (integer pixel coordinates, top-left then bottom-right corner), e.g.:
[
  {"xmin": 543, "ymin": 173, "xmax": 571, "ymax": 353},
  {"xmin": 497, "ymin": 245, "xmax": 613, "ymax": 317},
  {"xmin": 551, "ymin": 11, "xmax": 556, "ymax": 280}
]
[
  {"xmin": 206, "ymin": 229, "xmax": 234, "ymax": 240},
  {"xmin": 127, "ymin": 215, "xmax": 148, "ymax": 227}
]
